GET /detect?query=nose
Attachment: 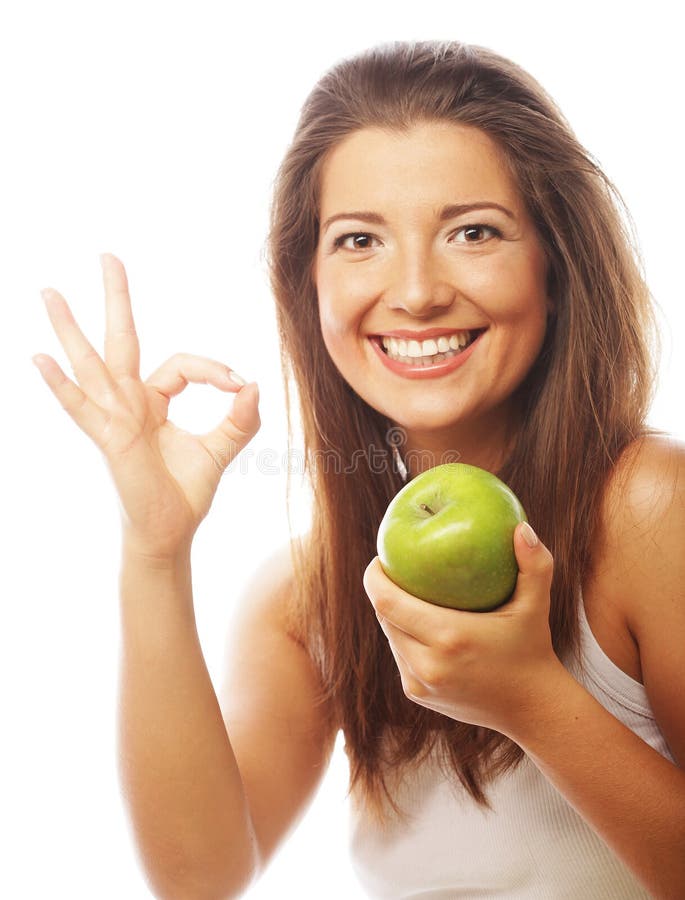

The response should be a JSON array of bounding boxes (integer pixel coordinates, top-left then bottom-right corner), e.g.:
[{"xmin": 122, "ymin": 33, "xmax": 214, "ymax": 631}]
[{"xmin": 384, "ymin": 244, "xmax": 456, "ymax": 317}]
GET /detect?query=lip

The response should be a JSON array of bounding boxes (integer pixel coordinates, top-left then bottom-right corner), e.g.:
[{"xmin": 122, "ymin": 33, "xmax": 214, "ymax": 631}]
[{"xmin": 369, "ymin": 329, "xmax": 485, "ymax": 379}]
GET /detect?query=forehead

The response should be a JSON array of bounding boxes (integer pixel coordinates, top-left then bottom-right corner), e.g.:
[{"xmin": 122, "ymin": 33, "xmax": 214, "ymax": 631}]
[{"xmin": 318, "ymin": 121, "xmax": 523, "ymax": 216}]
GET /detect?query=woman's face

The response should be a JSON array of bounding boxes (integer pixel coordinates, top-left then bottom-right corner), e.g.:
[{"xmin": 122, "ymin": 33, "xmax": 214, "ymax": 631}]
[{"xmin": 312, "ymin": 121, "xmax": 551, "ymax": 460}]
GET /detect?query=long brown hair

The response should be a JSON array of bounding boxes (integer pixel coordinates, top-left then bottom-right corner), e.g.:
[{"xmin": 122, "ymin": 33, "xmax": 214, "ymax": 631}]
[{"xmin": 266, "ymin": 40, "xmax": 658, "ymax": 819}]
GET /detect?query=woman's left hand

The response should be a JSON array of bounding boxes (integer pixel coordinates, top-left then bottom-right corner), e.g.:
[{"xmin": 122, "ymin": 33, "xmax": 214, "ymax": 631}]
[{"xmin": 363, "ymin": 522, "xmax": 567, "ymax": 737}]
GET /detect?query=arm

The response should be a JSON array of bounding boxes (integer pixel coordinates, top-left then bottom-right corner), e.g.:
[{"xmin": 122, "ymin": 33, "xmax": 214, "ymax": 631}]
[
  {"xmin": 38, "ymin": 255, "xmax": 336, "ymax": 891},
  {"xmin": 509, "ymin": 435, "xmax": 684, "ymax": 898},
  {"xmin": 510, "ymin": 664, "xmax": 685, "ymax": 899},
  {"xmin": 34, "ymin": 254, "xmax": 265, "ymax": 896},
  {"xmin": 118, "ymin": 543, "xmax": 258, "ymax": 899},
  {"xmin": 34, "ymin": 258, "xmax": 335, "ymax": 897},
  {"xmin": 119, "ymin": 540, "xmax": 337, "ymax": 899}
]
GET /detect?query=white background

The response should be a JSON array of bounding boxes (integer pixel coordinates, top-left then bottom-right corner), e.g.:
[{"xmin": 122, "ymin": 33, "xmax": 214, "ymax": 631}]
[{"xmin": 3, "ymin": 1, "xmax": 683, "ymax": 898}]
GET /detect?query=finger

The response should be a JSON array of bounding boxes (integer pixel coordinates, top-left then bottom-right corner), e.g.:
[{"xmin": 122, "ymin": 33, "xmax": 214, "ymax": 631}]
[
  {"xmin": 199, "ymin": 381, "xmax": 261, "ymax": 472},
  {"xmin": 145, "ymin": 353, "xmax": 246, "ymax": 400},
  {"xmin": 376, "ymin": 610, "xmax": 424, "ymax": 658},
  {"xmin": 102, "ymin": 254, "xmax": 140, "ymax": 380},
  {"xmin": 32, "ymin": 354, "xmax": 110, "ymax": 442},
  {"xmin": 375, "ymin": 614, "xmax": 434, "ymax": 708},
  {"xmin": 144, "ymin": 353, "xmax": 259, "ymax": 472},
  {"xmin": 41, "ymin": 287, "xmax": 119, "ymax": 405},
  {"xmin": 364, "ymin": 556, "xmax": 462, "ymax": 646},
  {"xmin": 511, "ymin": 522, "xmax": 554, "ymax": 606}
]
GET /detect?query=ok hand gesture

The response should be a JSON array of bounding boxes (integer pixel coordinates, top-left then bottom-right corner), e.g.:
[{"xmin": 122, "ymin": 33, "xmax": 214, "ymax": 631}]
[{"xmin": 33, "ymin": 254, "xmax": 260, "ymax": 560}]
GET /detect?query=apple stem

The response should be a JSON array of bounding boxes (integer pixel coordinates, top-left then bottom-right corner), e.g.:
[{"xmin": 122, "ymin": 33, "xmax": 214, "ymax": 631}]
[{"xmin": 419, "ymin": 503, "xmax": 435, "ymax": 516}]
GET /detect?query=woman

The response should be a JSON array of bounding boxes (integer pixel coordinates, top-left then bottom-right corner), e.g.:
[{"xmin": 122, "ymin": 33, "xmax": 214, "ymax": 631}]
[{"xmin": 33, "ymin": 41, "xmax": 684, "ymax": 898}]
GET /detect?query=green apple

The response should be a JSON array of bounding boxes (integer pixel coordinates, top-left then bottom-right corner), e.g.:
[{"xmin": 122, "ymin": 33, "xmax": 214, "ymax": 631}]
[{"xmin": 377, "ymin": 463, "xmax": 527, "ymax": 611}]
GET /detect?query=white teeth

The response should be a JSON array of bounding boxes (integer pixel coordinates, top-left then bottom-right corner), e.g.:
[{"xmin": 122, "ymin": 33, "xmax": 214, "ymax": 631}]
[
  {"xmin": 383, "ymin": 338, "xmax": 410, "ymax": 356},
  {"xmin": 380, "ymin": 329, "xmax": 479, "ymax": 365}
]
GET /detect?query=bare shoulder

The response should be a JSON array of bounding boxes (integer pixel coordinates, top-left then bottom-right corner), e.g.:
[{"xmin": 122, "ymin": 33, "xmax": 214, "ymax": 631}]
[
  {"xmin": 595, "ymin": 432, "xmax": 685, "ymax": 594},
  {"xmin": 589, "ymin": 433, "xmax": 683, "ymax": 577},
  {"xmin": 596, "ymin": 433, "xmax": 685, "ymax": 765},
  {"xmin": 219, "ymin": 535, "xmax": 339, "ymax": 867},
  {"xmin": 596, "ymin": 434, "xmax": 684, "ymax": 588},
  {"xmin": 602, "ymin": 433, "xmax": 684, "ymax": 531}
]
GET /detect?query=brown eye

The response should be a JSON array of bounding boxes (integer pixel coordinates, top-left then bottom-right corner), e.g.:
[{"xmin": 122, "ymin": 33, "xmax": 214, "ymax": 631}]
[
  {"xmin": 334, "ymin": 232, "xmax": 378, "ymax": 251},
  {"xmin": 452, "ymin": 224, "xmax": 500, "ymax": 243}
]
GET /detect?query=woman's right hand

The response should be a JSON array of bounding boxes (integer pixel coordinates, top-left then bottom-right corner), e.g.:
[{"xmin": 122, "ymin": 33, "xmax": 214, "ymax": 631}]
[{"xmin": 33, "ymin": 253, "xmax": 261, "ymax": 560}]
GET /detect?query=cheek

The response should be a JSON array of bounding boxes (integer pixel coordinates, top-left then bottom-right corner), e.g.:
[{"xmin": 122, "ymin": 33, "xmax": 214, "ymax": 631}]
[
  {"xmin": 499, "ymin": 296, "xmax": 549, "ymax": 359},
  {"xmin": 318, "ymin": 297, "xmax": 349, "ymax": 354},
  {"xmin": 317, "ymin": 293, "xmax": 366, "ymax": 382},
  {"xmin": 492, "ymin": 252, "xmax": 549, "ymax": 325},
  {"xmin": 317, "ymin": 268, "xmax": 373, "ymax": 344}
]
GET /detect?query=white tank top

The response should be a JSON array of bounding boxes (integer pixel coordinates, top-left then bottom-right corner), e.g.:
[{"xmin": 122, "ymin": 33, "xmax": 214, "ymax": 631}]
[{"xmin": 348, "ymin": 598, "xmax": 674, "ymax": 899}]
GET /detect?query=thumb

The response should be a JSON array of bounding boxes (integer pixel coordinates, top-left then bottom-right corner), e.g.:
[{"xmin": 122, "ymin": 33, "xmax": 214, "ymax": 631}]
[
  {"xmin": 199, "ymin": 381, "xmax": 261, "ymax": 471},
  {"xmin": 511, "ymin": 521, "xmax": 554, "ymax": 604}
]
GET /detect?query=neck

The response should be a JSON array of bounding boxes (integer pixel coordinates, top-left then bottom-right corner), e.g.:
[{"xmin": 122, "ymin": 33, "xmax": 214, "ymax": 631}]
[{"xmin": 400, "ymin": 404, "xmax": 517, "ymax": 477}]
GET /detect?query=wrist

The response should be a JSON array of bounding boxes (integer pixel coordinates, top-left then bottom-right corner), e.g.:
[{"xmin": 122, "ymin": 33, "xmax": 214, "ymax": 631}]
[
  {"xmin": 121, "ymin": 532, "xmax": 193, "ymax": 570},
  {"xmin": 506, "ymin": 660, "xmax": 580, "ymax": 748},
  {"xmin": 119, "ymin": 536, "xmax": 196, "ymax": 627}
]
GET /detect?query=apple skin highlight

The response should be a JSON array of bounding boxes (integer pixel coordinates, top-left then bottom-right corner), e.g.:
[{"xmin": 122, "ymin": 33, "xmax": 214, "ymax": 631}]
[{"xmin": 377, "ymin": 463, "xmax": 527, "ymax": 611}]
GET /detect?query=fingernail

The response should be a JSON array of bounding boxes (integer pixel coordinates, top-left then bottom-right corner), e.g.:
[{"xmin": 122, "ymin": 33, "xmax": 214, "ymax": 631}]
[
  {"xmin": 228, "ymin": 370, "xmax": 247, "ymax": 386},
  {"xmin": 520, "ymin": 521, "xmax": 538, "ymax": 548}
]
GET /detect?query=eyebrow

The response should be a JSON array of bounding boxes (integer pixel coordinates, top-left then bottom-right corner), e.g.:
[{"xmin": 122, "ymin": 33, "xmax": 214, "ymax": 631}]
[{"xmin": 322, "ymin": 201, "xmax": 516, "ymax": 233}]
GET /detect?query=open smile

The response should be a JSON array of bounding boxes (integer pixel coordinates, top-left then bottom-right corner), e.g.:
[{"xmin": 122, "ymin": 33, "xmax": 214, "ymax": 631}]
[{"xmin": 368, "ymin": 328, "xmax": 486, "ymax": 379}]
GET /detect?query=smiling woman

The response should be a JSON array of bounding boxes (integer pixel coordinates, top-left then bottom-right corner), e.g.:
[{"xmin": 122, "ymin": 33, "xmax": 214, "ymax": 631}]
[
  {"xmin": 32, "ymin": 37, "xmax": 684, "ymax": 900},
  {"xmin": 267, "ymin": 40, "xmax": 684, "ymax": 898}
]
